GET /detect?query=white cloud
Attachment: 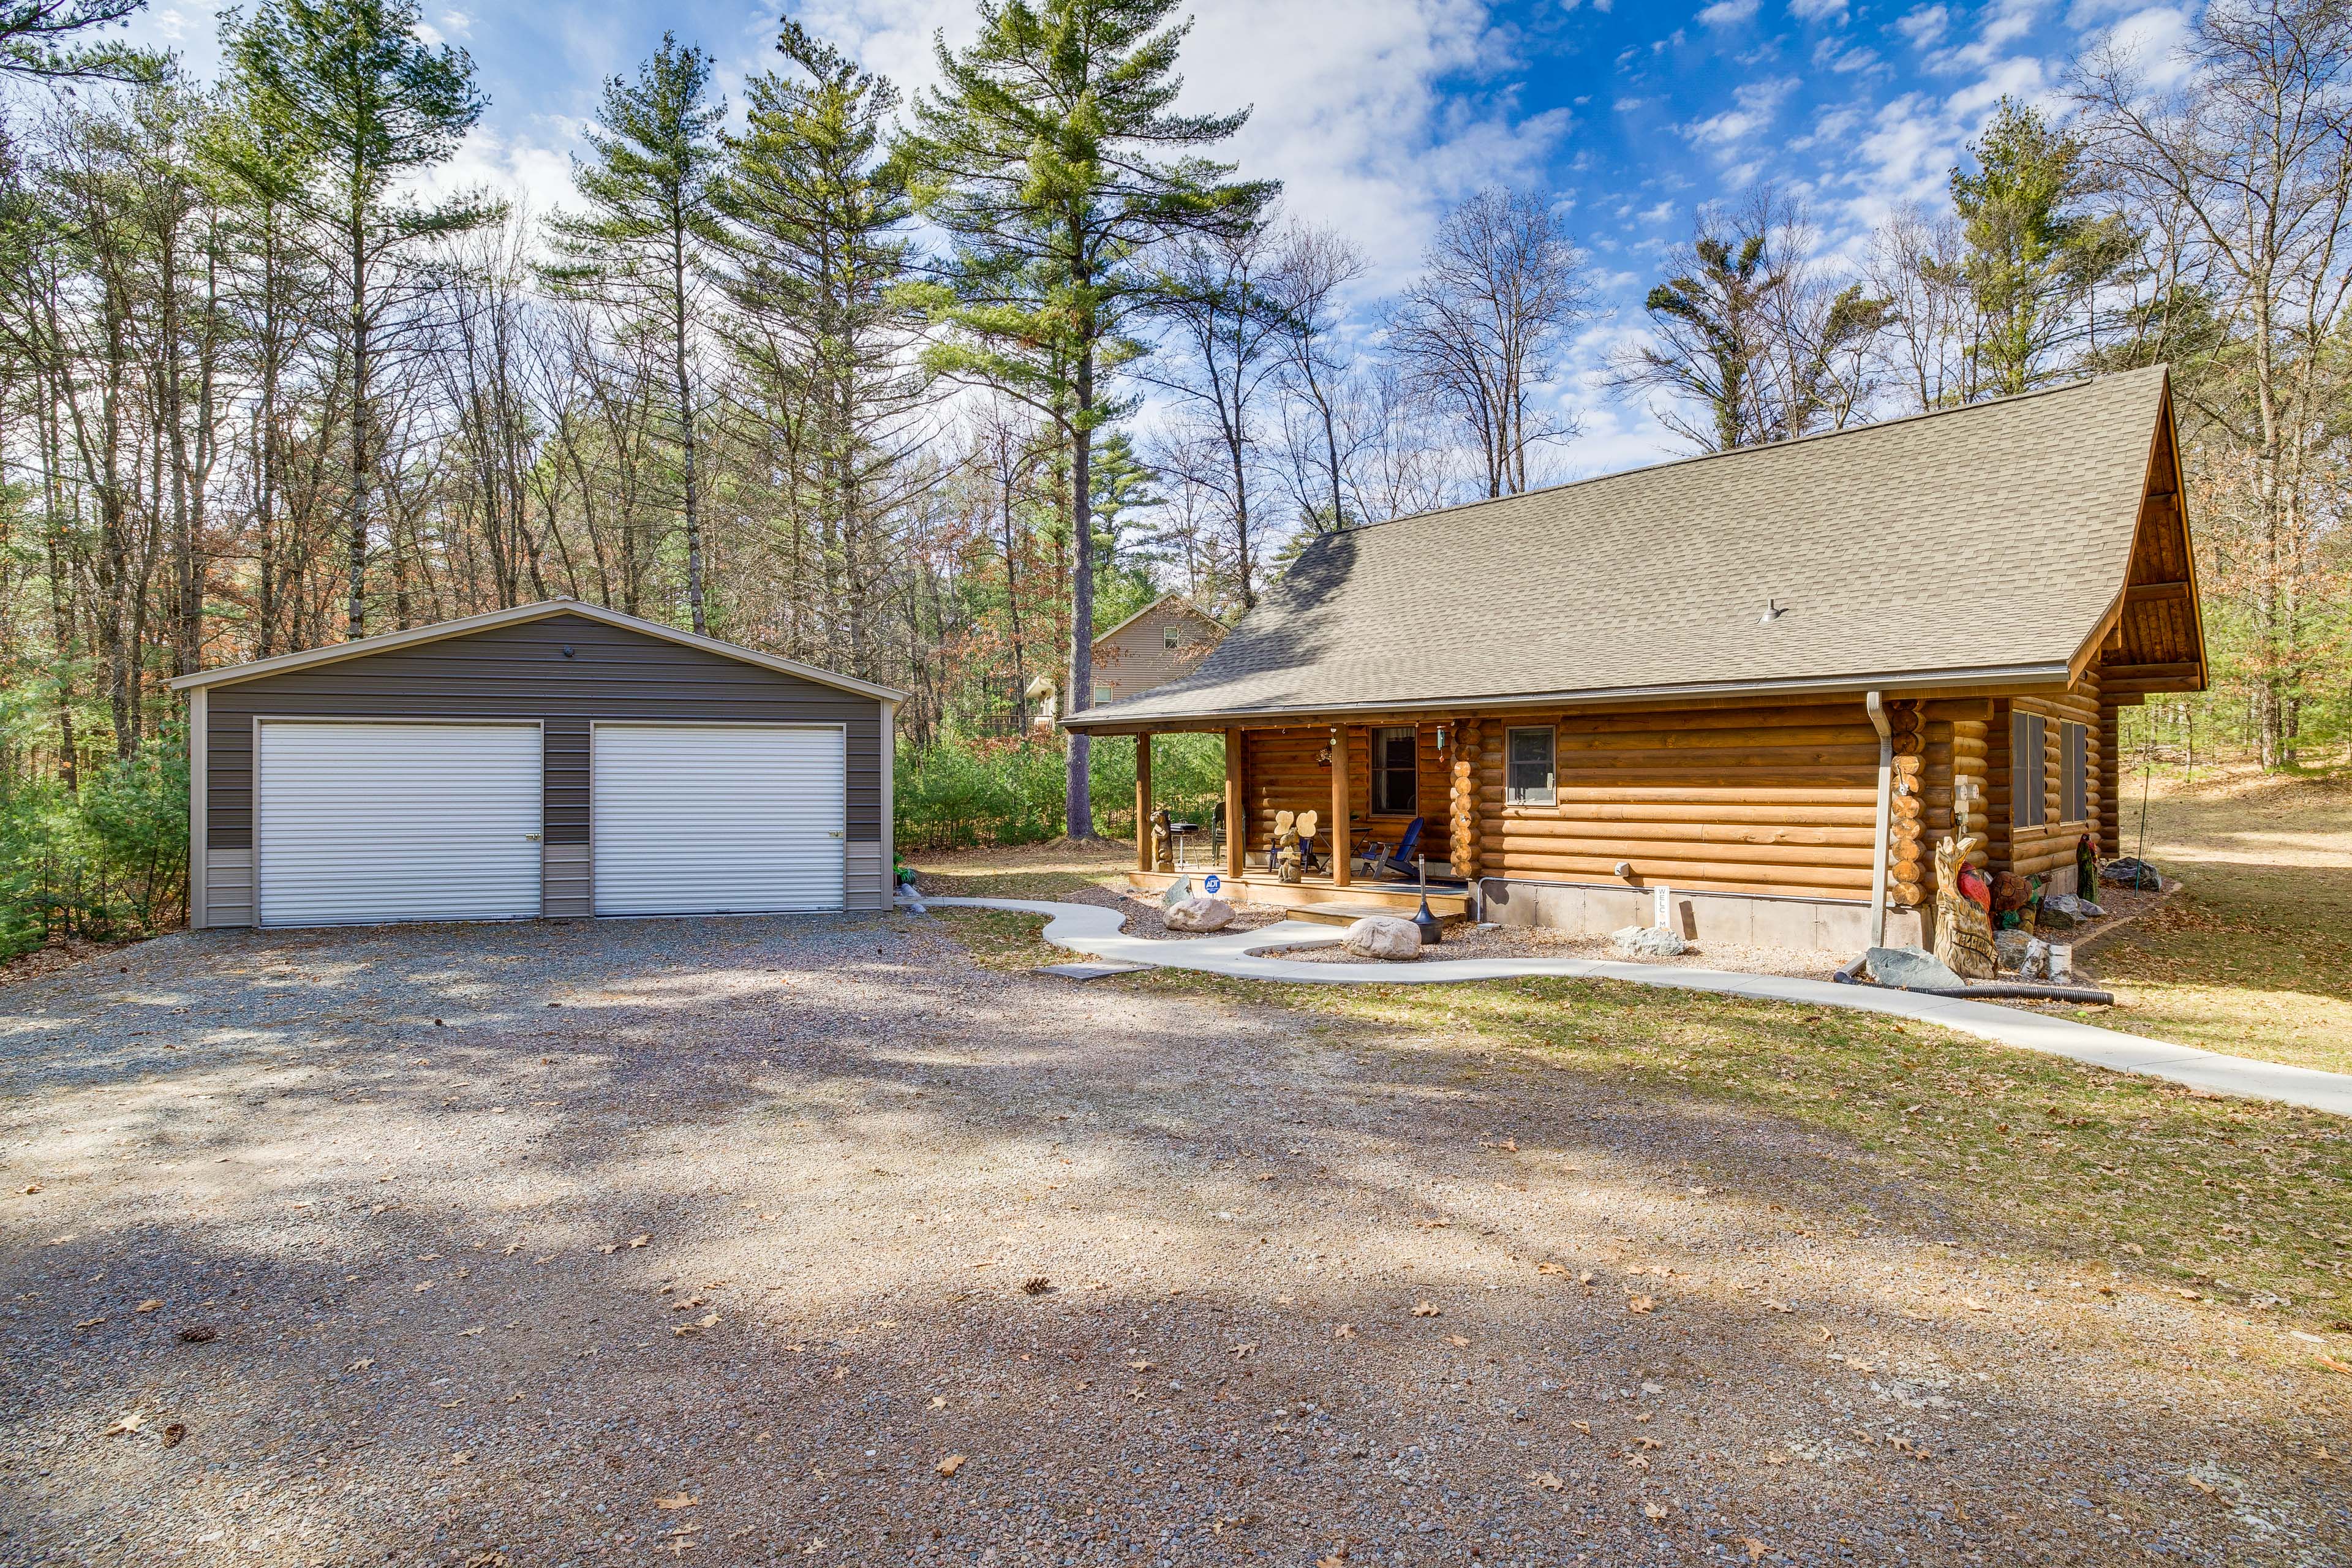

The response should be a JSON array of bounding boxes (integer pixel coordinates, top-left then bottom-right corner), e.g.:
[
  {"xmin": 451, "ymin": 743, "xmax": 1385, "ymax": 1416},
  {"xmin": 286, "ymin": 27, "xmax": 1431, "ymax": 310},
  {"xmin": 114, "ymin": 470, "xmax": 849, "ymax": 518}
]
[
  {"xmin": 1697, "ymin": 0, "xmax": 1760, "ymax": 26},
  {"xmin": 787, "ymin": 0, "xmax": 1565, "ymax": 293},
  {"xmin": 1681, "ymin": 75, "xmax": 1800, "ymax": 148},
  {"xmin": 2093, "ymin": 6, "xmax": 2196, "ymax": 89},
  {"xmin": 1893, "ymin": 5, "xmax": 1950, "ymax": 47},
  {"xmin": 1789, "ymin": 0, "xmax": 1849, "ymax": 19}
]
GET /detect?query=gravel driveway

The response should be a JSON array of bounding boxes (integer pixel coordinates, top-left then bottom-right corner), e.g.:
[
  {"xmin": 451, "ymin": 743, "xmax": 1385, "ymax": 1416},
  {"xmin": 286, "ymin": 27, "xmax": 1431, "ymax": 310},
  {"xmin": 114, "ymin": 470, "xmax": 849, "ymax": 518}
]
[{"xmin": 0, "ymin": 914, "xmax": 2342, "ymax": 1566}]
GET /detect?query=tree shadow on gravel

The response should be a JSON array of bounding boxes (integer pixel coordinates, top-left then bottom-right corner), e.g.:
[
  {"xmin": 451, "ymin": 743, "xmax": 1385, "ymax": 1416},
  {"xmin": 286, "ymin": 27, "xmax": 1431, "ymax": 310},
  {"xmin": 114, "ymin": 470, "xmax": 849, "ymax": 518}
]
[{"xmin": 1, "ymin": 916, "xmax": 2345, "ymax": 1566}]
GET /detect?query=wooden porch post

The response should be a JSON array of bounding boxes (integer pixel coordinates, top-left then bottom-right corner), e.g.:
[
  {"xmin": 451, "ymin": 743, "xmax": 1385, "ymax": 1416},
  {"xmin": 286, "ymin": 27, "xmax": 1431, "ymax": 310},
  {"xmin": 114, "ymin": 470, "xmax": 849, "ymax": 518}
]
[
  {"xmin": 1224, "ymin": 728, "xmax": 1246, "ymax": 879},
  {"xmin": 1329, "ymin": 725, "xmax": 1352, "ymax": 888},
  {"xmin": 1134, "ymin": 732, "xmax": 1153, "ymax": 872}
]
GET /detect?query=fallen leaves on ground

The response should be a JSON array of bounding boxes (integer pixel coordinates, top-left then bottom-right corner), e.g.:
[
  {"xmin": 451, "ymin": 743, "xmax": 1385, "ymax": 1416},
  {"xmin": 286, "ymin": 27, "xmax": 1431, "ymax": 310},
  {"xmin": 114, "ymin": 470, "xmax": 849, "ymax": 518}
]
[
  {"xmin": 101, "ymin": 1411, "xmax": 143, "ymax": 1436},
  {"xmin": 936, "ymin": 1455, "xmax": 967, "ymax": 1477},
  {"xmin": 1628, "ymin": 1294, "xmax": 1657, "ymax": 1314},
  {"xmin": 654, "ymin": 1493, "xmax": 698, "ymax": 1510}
]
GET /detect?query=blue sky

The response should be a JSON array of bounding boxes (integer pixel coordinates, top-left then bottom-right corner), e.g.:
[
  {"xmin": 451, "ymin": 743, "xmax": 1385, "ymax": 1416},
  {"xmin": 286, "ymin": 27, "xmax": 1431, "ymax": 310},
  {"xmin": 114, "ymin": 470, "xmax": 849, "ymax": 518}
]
[{"xmin": 127, "ymin": 0, "xmax": 2195, "ymax": 472}]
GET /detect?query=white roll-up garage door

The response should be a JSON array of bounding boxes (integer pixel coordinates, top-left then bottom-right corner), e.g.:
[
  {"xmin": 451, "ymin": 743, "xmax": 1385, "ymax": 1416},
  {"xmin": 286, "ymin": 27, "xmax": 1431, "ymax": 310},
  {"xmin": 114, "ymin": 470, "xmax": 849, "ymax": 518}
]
[
  {"xmin": 592, "ymin": 724, "xmax": 845, "ymax": 916},
  {"xmin": 256, "ymin": 722, "xmax": 544, "ymax": 927}
]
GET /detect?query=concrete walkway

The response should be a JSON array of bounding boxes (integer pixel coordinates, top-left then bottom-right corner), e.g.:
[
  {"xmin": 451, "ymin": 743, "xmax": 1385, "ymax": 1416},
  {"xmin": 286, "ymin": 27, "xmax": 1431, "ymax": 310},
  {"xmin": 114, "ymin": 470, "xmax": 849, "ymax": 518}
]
[{"xmin": 921, "ymin": 896, "xmax": 2352, "ymax": 1118}]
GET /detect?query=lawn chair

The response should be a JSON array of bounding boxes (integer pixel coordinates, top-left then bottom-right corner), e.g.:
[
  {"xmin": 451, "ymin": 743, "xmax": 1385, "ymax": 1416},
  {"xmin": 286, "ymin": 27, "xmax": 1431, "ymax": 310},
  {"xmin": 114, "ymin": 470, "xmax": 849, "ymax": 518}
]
[{"xmin": 1371, "ymin": 816, "xmax": 1423, "ymax": 880}]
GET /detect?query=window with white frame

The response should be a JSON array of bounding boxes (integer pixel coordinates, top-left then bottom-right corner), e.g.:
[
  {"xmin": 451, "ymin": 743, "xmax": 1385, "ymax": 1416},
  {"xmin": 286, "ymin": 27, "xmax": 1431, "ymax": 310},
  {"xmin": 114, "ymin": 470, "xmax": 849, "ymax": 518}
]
[
  {"xmin": 1506, "ymin": 725, "xmax": 1556, "ymax": 807},
  {"xmin": 2011, "ymin": 710, "xmax": 2046, "ymax": 829},
  {"xmin": 1163, "ymin": 625, "xmax": 1180, "ymax": 649},
  {"xmin": 1371, "ymin": 726, "xmax": 1417, "ymax": 815}
]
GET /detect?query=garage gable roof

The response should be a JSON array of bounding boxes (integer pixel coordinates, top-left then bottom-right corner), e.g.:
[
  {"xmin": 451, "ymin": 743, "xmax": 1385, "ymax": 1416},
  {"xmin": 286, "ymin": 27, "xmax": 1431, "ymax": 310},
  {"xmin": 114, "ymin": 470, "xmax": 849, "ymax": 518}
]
[{"xmin": 167, "ymin": 600, "xmax": 905, "ymax": 702}]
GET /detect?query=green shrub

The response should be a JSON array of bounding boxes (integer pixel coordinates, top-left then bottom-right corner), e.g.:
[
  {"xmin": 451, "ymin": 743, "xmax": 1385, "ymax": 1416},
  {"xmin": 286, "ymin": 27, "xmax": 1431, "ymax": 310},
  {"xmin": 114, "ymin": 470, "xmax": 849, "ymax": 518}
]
[
  {"xmin": 0, "ymin": 729, "xmax": 189, "ymax": 958},
  {"xmin": 894, "ymin": 730, "xmax": 1225, "ymax": 851}
]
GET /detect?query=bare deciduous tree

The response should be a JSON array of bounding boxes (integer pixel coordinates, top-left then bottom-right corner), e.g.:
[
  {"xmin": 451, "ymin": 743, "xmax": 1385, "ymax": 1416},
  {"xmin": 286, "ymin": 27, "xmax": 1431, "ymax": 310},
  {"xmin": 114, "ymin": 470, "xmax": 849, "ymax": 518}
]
[{"xmin": 1389, "ymin": 187, "xmax": 1593, "ymax": 497}]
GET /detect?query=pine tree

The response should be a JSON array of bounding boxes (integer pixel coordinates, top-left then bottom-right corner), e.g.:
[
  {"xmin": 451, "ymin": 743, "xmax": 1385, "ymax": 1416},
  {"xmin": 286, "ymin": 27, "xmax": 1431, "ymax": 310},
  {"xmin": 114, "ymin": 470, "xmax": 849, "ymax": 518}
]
[
  {"xmin": 228, "ymin": 0, "xmax": 496, "ymax": 638},
  {"xmin": 714, "ymin": 20, "xmax": 919, "ymax": 674},
  {"xmin": 542, "ymin": 33, "xmax": 725, "ymax": 634},
  {"xmin": 1944, "ymin": 97, "xmax": 2136, "ymax": 396},
  {"xmin": 891, "ymin": 0, "xmax": 1273, "ymax": 839}
]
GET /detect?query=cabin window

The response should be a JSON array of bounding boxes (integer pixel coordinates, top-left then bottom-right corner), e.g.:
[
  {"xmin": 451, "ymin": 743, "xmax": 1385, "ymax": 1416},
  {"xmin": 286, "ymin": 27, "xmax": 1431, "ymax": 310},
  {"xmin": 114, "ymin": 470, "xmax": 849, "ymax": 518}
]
[
  {"xmin": 2062, "ymin": 720, "xmax": 2089, "ymax": 823},
  {"xmin": 2011, "ymin": 710, "xmax": 2047, "ymax": 829},
  {"xmin": 1092, "ymin": 684, "xmax": 1112, "ymax": 706},
  {"xmin": 1372, "ymin": 726, "xmax": 1418, "ymax": 815},
  {"xmin": 1506, "ymin": 725, "xmax": 1556, "ymax": 807},
  {"xmin": 1164, "ymin": 625, "xmax": 1180, "ymax": 649}
]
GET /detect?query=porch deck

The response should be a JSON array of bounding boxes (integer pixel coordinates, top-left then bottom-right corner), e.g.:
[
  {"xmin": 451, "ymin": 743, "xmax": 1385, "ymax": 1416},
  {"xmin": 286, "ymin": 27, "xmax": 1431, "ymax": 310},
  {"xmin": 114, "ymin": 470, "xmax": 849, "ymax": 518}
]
[{"xmin": 1126, "ymin": 867, "xmax": 1473, "ymax": 927}]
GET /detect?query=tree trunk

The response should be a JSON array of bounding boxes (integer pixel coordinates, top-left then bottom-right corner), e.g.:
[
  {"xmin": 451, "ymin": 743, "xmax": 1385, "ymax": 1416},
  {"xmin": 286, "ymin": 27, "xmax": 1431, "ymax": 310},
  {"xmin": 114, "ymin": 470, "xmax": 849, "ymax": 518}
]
[
  {"xmin": 673, "ymin": 225, "xmax": 704, "ymax": 634},
  {"xmin": 345, "ymin": 203, "xmax": 371, "ymax": 641},
  {"xmin": 1065, "ymin": 345, "xmax": 1096, "ymax": 840}
]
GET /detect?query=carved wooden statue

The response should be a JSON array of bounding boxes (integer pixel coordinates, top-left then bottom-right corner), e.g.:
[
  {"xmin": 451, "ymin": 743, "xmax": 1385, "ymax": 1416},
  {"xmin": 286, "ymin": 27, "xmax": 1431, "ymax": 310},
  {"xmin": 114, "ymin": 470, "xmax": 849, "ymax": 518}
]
[
  {"xmin": 1273, "ymin": 810, "xmax": 1302, "ymax": 883},
  {"xmin": 1933, "ymin": 832, "xmax": 1998, "ymax": 981},
  {"xmin": 1150, "ymin": 808, "xmax": 1175, "ymax": 873}
]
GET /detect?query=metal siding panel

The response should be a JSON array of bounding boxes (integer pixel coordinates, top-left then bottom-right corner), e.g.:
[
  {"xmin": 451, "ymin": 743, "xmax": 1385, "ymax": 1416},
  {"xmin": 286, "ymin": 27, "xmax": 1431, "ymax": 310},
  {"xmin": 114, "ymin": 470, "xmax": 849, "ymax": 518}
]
[
  {"xmin": 205, "ymin": 614, "xmax": 882, "ymax": 850},
  {"xmin": 257, "ymin": 722, "xmax": 544, "ymax": 927},
  {"xmin": 592, "ymin": 725, "xmax": 846, "ymax": 915}
]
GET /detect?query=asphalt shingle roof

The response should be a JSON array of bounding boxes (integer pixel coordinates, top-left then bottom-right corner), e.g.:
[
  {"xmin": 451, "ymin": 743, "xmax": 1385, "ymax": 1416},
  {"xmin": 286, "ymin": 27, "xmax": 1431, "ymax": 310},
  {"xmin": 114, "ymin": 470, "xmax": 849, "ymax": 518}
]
[{"xmin": 1069, "ymin": 367, "xmax": 2167, "ymax": 729}]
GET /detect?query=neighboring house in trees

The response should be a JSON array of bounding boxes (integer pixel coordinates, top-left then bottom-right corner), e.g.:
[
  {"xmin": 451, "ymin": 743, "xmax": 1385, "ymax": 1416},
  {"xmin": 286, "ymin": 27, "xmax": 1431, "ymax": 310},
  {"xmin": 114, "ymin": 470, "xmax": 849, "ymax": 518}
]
[{"xmin": 1089, "ymin": 595, "xmax": 1226, "ymax": 707}]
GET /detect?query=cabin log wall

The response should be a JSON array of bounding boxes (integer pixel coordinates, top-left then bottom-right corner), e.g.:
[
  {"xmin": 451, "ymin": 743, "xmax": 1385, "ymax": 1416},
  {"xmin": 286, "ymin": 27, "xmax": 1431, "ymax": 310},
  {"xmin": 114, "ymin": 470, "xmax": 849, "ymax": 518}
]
[{"xmin": 1471, "ymin": 698, "xmax": 1885, "ymax": 902}]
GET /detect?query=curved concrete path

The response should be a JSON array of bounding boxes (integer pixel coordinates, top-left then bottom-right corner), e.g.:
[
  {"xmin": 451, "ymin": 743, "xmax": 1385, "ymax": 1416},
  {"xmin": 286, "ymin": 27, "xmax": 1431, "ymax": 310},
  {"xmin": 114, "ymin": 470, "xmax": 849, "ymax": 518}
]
[{"xmin": 921, "ymin": 896, "xmax": 2352, "ymax": 1118}]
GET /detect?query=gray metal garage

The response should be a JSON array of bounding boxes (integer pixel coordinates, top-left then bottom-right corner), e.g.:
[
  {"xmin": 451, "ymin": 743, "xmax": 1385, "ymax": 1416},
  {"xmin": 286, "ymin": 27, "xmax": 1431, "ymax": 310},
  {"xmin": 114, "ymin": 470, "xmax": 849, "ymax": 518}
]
[{"xmin": 168, "ymin": 600, "xmax": 899, "ymax": 929}]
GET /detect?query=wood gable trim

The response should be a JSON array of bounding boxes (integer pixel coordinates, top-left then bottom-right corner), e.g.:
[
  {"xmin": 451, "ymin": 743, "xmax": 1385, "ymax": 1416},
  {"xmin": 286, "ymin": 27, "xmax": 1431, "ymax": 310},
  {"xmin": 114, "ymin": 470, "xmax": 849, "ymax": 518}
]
[{"xmin": 2073, "ymin": 373, "xmax": 2207, "ymax": 695}]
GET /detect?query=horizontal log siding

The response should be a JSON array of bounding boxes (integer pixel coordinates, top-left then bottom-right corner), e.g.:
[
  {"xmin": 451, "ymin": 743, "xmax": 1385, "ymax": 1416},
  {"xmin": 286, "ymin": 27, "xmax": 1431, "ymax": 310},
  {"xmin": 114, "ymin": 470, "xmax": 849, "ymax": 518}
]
[
  {"xmin": 1242, "ymin": 724, "xmax": 1457, "ymax": 868},
  {"xmin": 1242, "ymin": 729, "xmax": 1343, "ymax": 868},
  {"xmin": 204, "ymin": 612, "xmax": 884, "ymax": 850},
  {"xmin": 1924, "ymin": 715, "xmax": 1991, "ymax": 872},
  {"xmin": 1474, "ymin": 699, "xmax": 1883, "ymax": 900},
  {"xmin": 1986, "ymin": 677, "xmax": 2102, "ymax": 878}
]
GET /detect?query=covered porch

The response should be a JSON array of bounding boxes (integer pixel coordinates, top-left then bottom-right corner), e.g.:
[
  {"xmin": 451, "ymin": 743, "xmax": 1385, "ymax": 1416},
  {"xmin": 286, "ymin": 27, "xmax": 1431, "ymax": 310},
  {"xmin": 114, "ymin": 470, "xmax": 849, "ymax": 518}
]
[{"xmin": 1127, "ymin": 717, "xmax": 1473, "ymax": 918}]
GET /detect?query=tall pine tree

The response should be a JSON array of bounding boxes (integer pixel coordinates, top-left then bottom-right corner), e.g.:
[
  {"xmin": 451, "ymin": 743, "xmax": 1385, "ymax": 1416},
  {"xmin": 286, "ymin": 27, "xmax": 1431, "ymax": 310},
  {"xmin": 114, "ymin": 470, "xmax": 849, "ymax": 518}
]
[
  {"xmin": 892, "ymin": 0, "xmax": 1272, "ymax": 839},
  {"xmin": 228, "ymin": 0, "xmax": 494, "ymax": 638},
  {"xmin": 714, "ymin": 20, "xmax": 921, "ymax": 676},
  {"xmin": 542, "ymin": 34, "xmax": 725, "ymax": 633}
]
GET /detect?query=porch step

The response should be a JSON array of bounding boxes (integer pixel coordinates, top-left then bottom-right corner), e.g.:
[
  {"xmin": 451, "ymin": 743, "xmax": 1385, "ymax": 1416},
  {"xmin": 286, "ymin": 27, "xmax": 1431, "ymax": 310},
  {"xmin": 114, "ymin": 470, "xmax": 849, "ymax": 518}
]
[{"xmin": 1286, "ymin": 900, "xmax": 1469, "ymax": 929}]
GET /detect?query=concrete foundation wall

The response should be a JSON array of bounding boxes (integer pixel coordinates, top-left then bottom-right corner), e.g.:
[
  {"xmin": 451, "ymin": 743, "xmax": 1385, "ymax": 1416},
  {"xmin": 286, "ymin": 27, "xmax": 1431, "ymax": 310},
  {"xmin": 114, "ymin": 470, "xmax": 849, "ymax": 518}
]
[{"xmin": 1480, "ymin": 878, "xmax": 1923, "ymax": 954}]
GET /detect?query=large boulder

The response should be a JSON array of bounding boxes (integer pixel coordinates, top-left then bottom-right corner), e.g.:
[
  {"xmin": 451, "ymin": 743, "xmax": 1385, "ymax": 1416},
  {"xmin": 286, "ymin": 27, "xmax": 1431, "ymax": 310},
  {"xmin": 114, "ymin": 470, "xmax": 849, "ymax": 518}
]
[
  {"xmin": 1611, "ymin": 924, "xmax": 1690, "ymax": 959},
  {"xmin": 1158, "ymin": 876, "xmax": 1196, "ymax": 911},
  {"xmin": 2038, "ymin": 892, "xmax": 2106, "ymax": 930},
  {"xmin": 1994, "ymin": 929, "xmax": 2034, "ymax": 973},
  {"xmin": 1163, "ymin": 897, "xmax": 1234, "ymax": 933},
  {"xmin": 1865, "ymin": 944, "xmax": 1964, "ymax": 990},
  {"xmin": 1342, "ymin": 916, "xmax": 1422, "ymax": 961}
]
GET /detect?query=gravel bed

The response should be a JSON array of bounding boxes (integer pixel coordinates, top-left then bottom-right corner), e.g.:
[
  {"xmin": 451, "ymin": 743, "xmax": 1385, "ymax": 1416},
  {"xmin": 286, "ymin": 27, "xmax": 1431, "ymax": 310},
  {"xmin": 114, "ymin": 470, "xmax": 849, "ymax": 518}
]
[
  {"xmin": 0, "ymin": 916, "xmax": 2340, "ymax": 1566},
  {"xmin": 1268, "ymin": 923, "xmax": 1849, "ymax": 978}
]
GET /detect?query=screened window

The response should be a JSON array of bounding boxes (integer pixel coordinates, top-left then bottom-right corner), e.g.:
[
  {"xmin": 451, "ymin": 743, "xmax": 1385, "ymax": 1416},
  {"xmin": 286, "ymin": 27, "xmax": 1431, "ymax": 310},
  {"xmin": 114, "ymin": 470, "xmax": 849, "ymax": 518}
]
[
  {"xmin": 1371, "ymin": 726, "xmax": 1418, "ymax": 815},
  {"xmin": 1505, "ymin": 726, "xmax": 1556, "ymax": 807},
  {"xmin": 1163, "ymin": 625, "xmax": 1180, "ymax": 649},
  {"xmin": 2011, "ymin": 710, "xmax": 2047, "ymax": 829},
  {"xmin": 2062, "ymin": 720, "xmax": 2089, "ymax": 823},
  {"xmin": 1092, "ymin": 684, "xmax": 1112, "ymax": 706}
]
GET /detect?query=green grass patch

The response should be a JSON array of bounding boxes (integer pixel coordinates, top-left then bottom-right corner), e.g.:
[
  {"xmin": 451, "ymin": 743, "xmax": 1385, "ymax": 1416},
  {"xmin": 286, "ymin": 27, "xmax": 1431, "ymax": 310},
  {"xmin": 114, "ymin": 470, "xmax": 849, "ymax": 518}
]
[{"xmin": 935, "ymin": 905, "xmax": 2352, "ymax": 1334}]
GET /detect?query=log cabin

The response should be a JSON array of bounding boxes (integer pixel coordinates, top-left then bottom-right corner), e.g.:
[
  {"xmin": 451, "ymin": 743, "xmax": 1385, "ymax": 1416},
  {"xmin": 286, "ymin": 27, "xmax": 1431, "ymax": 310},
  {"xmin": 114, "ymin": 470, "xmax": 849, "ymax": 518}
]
[{"xmin": 1063, "ymin": 366, "xmax": 2206, "ymax": 950}]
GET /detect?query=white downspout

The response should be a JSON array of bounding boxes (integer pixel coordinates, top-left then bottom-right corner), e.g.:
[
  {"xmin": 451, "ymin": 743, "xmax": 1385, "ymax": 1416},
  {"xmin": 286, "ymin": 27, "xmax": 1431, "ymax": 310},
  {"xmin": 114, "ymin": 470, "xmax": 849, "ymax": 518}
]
[{"xmin": 1866, "ymin": 690, "xmax": 1892, "ymax": 949}]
